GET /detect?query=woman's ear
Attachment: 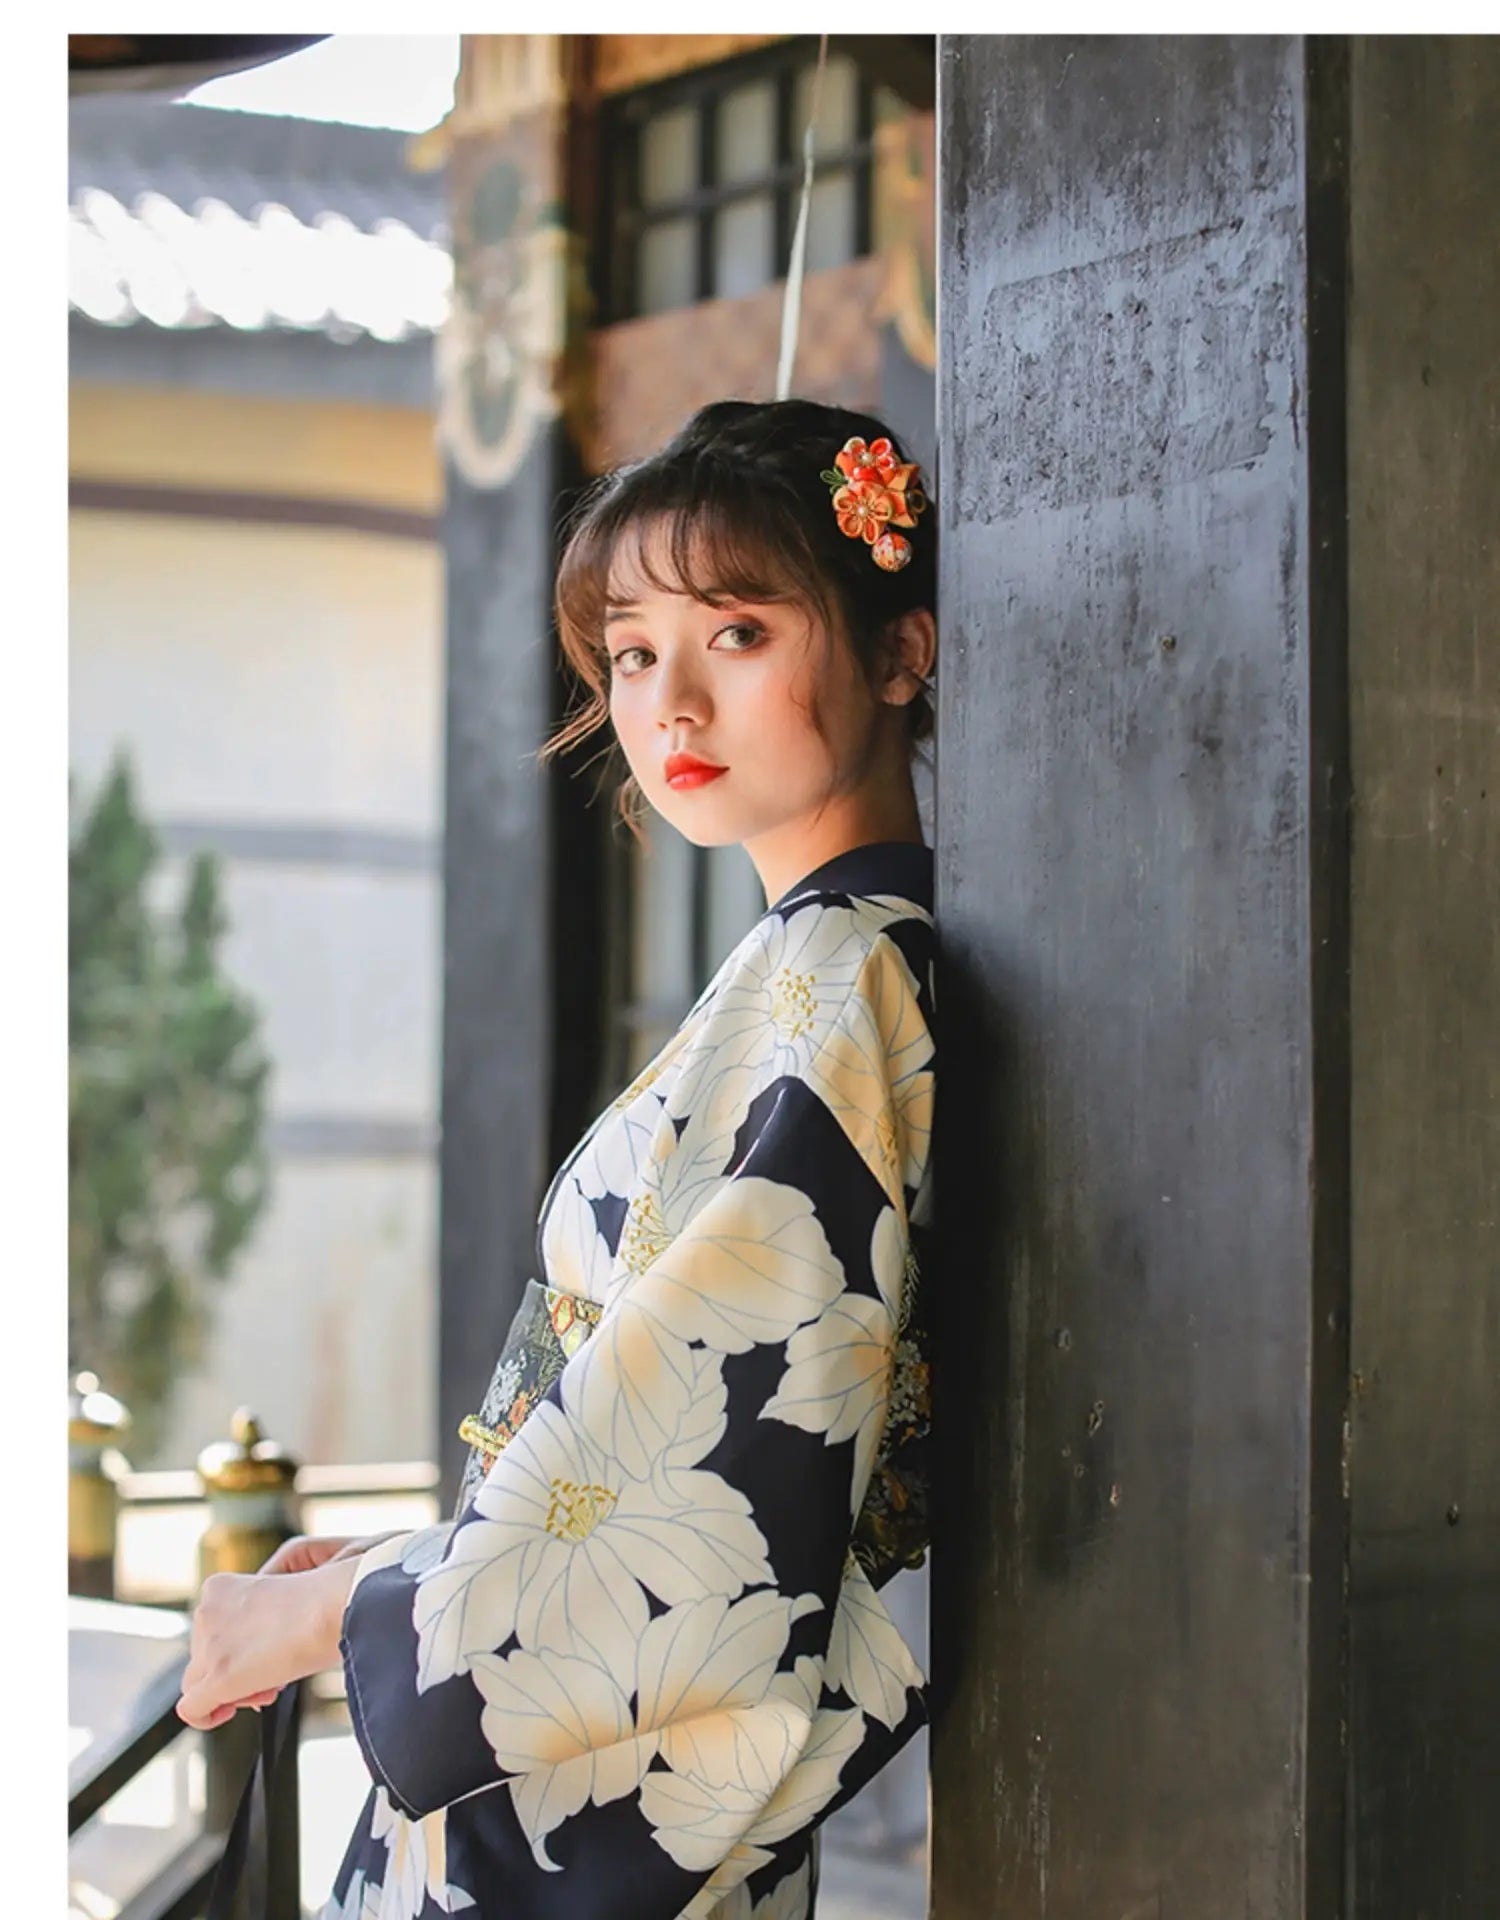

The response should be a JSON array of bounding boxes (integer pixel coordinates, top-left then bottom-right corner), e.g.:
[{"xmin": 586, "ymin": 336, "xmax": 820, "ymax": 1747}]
[{"xmin": 878, "ymin": 609, "xmax": 937, "ymax": 707}]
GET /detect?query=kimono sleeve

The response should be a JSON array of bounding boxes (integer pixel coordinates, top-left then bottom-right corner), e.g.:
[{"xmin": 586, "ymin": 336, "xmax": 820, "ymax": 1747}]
[{"xmin": 339, "ymin": 921, "xmax": 934, "ymax": 1908}]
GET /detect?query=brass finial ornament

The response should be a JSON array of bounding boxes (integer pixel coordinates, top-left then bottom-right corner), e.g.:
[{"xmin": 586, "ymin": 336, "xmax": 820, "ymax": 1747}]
[
  {"xmin": 69, "ymin": 1369, "xmax": 130, "ymax": 1448},
  {"xmin": 68, "ymin": 1370, "xmax": 131, "ymax": 1598},
  {"xmin": 196, "ymin": 1406, "xmax": 298, "ymax": 1496},
  {"xmin": 196, "ymin": 1408, "xmax": 300, "ymax": 1581}
]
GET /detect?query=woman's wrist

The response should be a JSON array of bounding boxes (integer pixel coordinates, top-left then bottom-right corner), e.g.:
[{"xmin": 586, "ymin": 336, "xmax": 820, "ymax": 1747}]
[{"xmin": 305, "ymin": 1554, "xmax": 362, "ymax": 1671}]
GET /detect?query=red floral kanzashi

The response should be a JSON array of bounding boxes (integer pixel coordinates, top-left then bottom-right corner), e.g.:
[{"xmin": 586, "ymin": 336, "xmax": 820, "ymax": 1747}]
[{"xmin": 823, "ymin": 436, "xmax": 927, "ymax": 570}]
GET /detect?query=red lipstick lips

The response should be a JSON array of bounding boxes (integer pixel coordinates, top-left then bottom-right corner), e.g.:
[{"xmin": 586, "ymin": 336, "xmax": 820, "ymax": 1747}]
[{"xmin": 663, "ymin": 751, "xmax": 728, "ymax": 792}]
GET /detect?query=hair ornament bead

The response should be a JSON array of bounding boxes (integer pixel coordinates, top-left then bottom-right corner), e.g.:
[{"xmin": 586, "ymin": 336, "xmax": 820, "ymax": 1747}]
[{"xmin": 821, "ymin": 436, "xmax": 927, "ymax": 572}]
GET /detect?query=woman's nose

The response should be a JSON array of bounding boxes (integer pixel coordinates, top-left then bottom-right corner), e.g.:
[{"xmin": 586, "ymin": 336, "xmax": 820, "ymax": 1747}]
[{"xmin": 653, "ymin": 653, "xmax": 711, "ymax": 727}]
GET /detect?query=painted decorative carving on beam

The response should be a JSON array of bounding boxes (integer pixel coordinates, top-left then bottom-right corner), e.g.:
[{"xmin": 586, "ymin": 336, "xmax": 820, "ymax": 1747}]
[
  {"xmin": 429, "ymin": 36, "xmax": 596, "ymax": 491},
  {"xmin": 436, "ymin": 153, "xmax": 568, "ymax": 490}
]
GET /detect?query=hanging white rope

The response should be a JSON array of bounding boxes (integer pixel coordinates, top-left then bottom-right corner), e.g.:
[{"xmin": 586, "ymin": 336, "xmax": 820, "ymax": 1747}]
[{"xmin": 775, "ymin": 34, "xmax": 829, "ymax": 401}]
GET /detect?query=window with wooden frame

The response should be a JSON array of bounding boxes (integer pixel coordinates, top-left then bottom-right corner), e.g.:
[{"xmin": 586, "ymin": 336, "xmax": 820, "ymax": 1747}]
[
  {"xmin": 588, "ymin": 36, "xmax": 937, "ymax": 1101},
  {"xmin": 597, "ymin": 38, "xmax": 894, "ymax": 322}
]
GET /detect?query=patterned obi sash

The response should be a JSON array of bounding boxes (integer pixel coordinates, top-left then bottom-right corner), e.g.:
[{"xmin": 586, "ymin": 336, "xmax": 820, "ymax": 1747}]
[{"xmin": 457, "ymin": 1271, "xmax": 929, "ymax": 1590}]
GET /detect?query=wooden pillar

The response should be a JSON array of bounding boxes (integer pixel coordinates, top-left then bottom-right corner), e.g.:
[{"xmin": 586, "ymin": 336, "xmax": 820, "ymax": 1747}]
[
  {"xmin": 933, "ymin": 36, "xmax": 1342, "ymax": 1917},
  {"xmin": 1344, "ymin": 36, "xmax": 1500, "ymax": 1918},
  {"xmin": 431, "ymin": 35, "xmax": 605, "ymax": 1506},
  {"xmin": 932, "ymin": 33, "xmax": 1497, "ymax": 1916}
]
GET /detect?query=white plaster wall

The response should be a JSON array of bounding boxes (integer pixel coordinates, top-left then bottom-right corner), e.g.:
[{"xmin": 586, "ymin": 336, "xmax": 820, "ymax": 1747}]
[
  {"xmin": 195, "ymin": 860, "xmax": 440, "ymax": 1122},
  {"xmin": 69, "ymin": 513, "xmax": 442, "ymax": 832},
  {"xmin": 158, "ymin": 1157, "xmax": 437, "ymax": 1472},
  {"xmin": 70, "ymin": 507, "xmax": 443, "ymax": 1469}
]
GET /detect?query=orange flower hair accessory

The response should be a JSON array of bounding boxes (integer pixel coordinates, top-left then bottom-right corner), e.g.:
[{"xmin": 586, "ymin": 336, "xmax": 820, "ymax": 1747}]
[{"xmin": 821, "ymin": 436, "xmax": 927, "ymax": 572}]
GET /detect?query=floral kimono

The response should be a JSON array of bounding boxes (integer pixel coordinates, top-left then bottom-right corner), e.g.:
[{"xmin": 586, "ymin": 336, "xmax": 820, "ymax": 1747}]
[{"xmin": 323, "ymin": 840, "xmax": 937, "ymax": 1920}]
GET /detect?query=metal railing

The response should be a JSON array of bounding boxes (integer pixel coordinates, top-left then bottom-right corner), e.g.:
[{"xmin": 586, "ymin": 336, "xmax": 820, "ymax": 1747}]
[
  {"xmin": 68, "ymin": 1602, "xmax": 303, "ymax": 1920},
  {"xmin": 68, "ymin": 1383, "xmax": 438, "ymax": 1920}
]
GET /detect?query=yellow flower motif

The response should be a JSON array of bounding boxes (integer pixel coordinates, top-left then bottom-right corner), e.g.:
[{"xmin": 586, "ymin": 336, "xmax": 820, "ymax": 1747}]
[
  {"xmin": 413, "ymin": 1344, "xmax": 772, "ymax": 1690},
  {"xmin": 543, "ymin": 1476, "xmax": 617, "ymax": 1543},
  {"xmin": 662, "ymin": 902, "xmax": 902, "ymax": 1186},
  {"xmin": 621, "ymin": 1190, "xmax": 672, "ymax": 1274},
  {"xmin": 768, "ymin": 967, "xmax": 817, "ymax": 1040}
]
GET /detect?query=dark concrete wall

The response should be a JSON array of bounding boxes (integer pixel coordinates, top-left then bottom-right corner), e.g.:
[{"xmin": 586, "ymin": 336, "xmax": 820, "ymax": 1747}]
[
  {"xmin": 932, "ymin": 36, "xmax": 1349, "ymax": 1916},
  {"xmin": 1345, "ymin": 37, "xmax": 1500, "ymax": 1917}
]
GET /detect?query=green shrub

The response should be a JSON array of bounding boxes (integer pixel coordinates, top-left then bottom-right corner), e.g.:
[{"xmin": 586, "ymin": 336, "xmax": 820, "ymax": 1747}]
[{"xmin": 69, "ymin": 752, "xmax": 272, "ymax": 1462}]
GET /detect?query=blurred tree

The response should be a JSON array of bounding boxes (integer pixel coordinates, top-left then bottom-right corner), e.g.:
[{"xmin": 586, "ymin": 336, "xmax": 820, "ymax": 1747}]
[{"xmin": 69, "ymin": 752, "xmax": 272, "ymax": 1462}]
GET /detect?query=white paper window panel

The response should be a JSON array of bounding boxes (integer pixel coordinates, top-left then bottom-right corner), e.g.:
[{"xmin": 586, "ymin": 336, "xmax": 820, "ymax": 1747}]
[
  {"xmin": 793, "ymin": 54, "xmax": 859, "ymax": 155},
  {"xmin": 639, "ymin": 103, "xmax": 699, "ymax": 206},
  {"xmin": 638, "ymin": 215, "xmax": 698, "ymax": 314},
  {"xmin": 716, "ymin": 79, "xmax": 777, "ymax": 184},
  {"xmin": 713, "ymin": 195, "xmax": 776, "ymax": 301},
  {"xmin": 805, "ymin": 171, "xmax": 857, "ymax": 274}
]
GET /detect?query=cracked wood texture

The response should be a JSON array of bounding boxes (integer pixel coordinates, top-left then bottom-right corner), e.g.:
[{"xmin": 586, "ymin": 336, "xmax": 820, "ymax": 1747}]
[
  {"xmin": 932, "ymin": 33, "xmax": 1498, "ymax": 1917},
  {"xmin": 931, "ymin": 36, "xmax": 1346, "ymax": 1919}
]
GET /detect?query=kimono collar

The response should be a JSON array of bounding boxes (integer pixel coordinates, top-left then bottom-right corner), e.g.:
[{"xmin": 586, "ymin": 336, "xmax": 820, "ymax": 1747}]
[{"xmin": 771, "ymin": 839, "xmax": 933, "ymax": 915}]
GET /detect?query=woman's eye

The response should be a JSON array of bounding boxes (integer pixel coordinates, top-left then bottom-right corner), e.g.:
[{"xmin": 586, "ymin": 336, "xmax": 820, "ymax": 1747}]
[
  {"xmin": 610, "ymin": 646, "xmax": 653, "ymax": 676},
  {"xmin": 711, "ymin": 623, "xmax": 765, "ymax": 652}
]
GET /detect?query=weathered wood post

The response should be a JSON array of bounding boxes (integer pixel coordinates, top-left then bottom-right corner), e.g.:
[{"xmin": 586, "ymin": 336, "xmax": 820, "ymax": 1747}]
[
  {"xmin": 67, "ymin": 1371, "xmax": 129, "ymax": 1599},
  {"xmin": 932, "ymin": 32, "xmax": 1497, "ymax": 1918},
  {"xmin": 197, "ymin": 1409, "xmax": 302, "ymax": 1920},
  {"xmin": 423, "ymin": 34, "xmax": 605, "ymax": 1509},
  {"xmin": 1339, "ymin": 38, "xmax": 1499, "ymax": 1917}
]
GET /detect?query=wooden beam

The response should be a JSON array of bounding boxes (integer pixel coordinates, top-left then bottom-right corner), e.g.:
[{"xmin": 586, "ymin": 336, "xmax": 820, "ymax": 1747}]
[
  {"xmin": 591, "ymin": 34, "xmax": 785, "ymax": 97},
  {"xmin": 833, "ymin": 35, "xmax": 936, "ymax": 110}
]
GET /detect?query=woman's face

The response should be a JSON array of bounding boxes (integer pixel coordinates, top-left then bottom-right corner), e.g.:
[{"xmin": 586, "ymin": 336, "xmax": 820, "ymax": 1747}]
[{"xmin": 604, "ymin": 523, "xmax": 884, "ymax": 853}]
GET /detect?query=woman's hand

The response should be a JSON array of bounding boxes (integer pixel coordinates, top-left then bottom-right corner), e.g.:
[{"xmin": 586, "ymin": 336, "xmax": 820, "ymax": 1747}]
[
  {"xmin": 259, "ymin": 1531, "xmax": 400, "ymax": 1576},
  {"xmin": 176, "ymin": 1557, "xmax": 360, "ymax": 1731}
]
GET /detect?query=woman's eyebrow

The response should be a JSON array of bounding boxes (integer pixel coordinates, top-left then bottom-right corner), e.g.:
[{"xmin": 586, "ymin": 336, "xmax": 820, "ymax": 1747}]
[{"xmin": 603, "ymin": 605, "xmax": 639, "ymax": 627}]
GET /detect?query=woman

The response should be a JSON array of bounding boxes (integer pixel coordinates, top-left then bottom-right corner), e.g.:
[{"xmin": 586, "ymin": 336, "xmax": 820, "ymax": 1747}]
[{"xmin": 177, "ymin": 398, "xmax": 939, "ymax": 1920}]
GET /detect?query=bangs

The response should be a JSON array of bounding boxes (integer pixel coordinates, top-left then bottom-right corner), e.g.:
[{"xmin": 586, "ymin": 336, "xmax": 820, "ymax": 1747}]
[{"xmin": 555, "ymin": 458, "xmax": 828, "ymax": 680}]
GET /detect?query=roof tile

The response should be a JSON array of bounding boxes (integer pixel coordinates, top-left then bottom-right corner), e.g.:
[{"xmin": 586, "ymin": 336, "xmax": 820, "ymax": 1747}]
[{"xmin": 68, "ymin": 96, "xmax": 451, "ymax": 342}]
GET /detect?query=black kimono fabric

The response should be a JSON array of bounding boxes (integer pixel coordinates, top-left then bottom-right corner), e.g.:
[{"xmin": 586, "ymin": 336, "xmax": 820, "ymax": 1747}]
[{"xmin": 322, "ymin": 841, "xmax": 936, "ymax": 1920}]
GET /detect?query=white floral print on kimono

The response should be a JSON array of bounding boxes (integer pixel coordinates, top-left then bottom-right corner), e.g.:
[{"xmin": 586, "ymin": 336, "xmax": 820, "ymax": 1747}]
[{"xmin": 323, "ymin": 841, "xmax": 937, "ymax": 1920}]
